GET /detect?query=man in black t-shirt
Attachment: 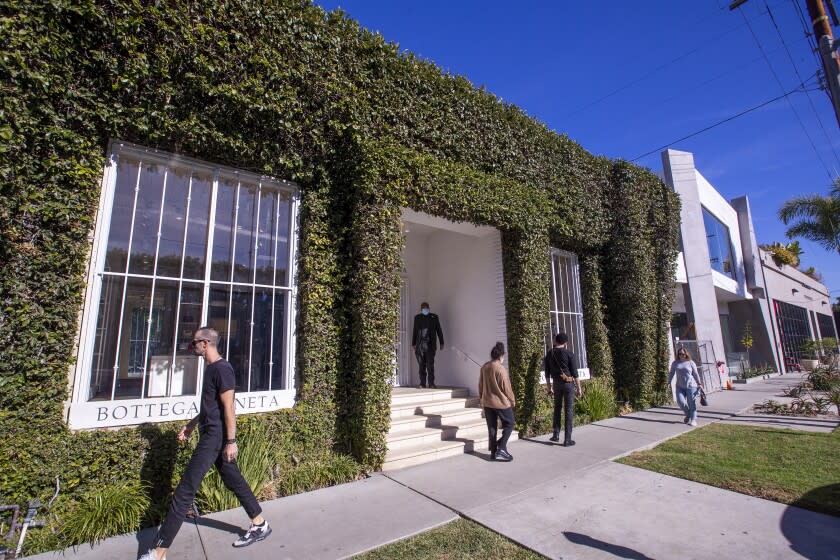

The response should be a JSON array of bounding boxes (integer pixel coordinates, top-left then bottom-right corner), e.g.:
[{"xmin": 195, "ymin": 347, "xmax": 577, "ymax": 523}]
[
  {"xmin": 544, "ymin": 332, "xmax": 583, "ymax": 447},
  {"xmin": 140, "ymin": 327, "xmax": 271, "ymax": 560}
]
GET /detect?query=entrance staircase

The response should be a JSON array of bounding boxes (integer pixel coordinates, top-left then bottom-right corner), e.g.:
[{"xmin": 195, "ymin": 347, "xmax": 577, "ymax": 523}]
[{"xmin": 383, "ymin": 386, "xmax": 517, "ymax": 470}]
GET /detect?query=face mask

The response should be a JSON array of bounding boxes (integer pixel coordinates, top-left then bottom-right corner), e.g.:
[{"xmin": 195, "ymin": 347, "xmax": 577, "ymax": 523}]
[{"xmin": 421, "ymin": 308, "xmax": 429, "ymax": 315}]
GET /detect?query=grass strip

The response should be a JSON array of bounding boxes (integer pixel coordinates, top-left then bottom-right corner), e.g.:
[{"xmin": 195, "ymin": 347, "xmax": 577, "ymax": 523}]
[
  {"xmin": 617, "ymin": 423, "xmax": 840, "ymax": 517},
  {"xmin": 353, "ymin": 518, "xmax": 547, "ymax": 560}
]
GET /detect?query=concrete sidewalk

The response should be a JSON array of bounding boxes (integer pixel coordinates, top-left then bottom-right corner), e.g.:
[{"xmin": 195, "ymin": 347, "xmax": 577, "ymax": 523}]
[{"xmin": 31, "ymin": 374, "xmax": 840, "ymax": 560}]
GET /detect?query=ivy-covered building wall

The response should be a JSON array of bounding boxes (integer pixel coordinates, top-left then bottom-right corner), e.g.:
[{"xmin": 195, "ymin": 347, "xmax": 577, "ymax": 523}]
[{"xmin": 0, "ymin": 0, "xmax": 679, "ymax": 547}]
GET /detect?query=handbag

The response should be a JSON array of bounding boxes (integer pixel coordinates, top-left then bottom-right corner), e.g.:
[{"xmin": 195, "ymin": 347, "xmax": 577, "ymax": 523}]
[{"xmin": 699, "ymin": 387, "xmax": 708, "ymax": 407}]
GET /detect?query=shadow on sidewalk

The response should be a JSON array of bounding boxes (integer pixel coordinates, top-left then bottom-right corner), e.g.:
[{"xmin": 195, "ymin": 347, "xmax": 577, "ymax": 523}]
[
  {"xmin": 563, "ymin": 531, "xmax": 654, "ymax": 559},
  {"xmin": 781, "ymin": 483, "xmax": 840, "ymax": 559},
  {"xmin": 195, "ymin": 516, "xmax": 243, "ymax": 536}
]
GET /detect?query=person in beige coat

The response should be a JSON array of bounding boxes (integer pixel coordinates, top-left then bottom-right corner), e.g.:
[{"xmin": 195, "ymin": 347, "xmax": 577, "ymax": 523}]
[{"xmin": 478, "ymin": 341, "xmax": 516, "ymax": 461}]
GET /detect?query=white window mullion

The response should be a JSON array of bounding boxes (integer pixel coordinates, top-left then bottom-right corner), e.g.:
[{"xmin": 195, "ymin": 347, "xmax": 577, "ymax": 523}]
[
  {"xmin": 226, "ymin": 180, "xmax": 241, "ymax": 362},
  {"xmin": 285, "ymin": 193, "xmax": 300, "ymax": 390},
  {"xmin": 139, "ymin": 165, "xmax": 169, "ymax": 399},
  {"xmin": 110, "ymin": 158, "xmax": 144, "ymax": 400},
  {"xmin": 268, "ymin": 189, "xmax": 281, "ymax": 389},
  {"xmin": 246, "ymin": 183, "xmax": 262, "ymax": 391},
  {"xmin": 167, "ymin": 171, "xmax": 194, "ymax": 398}
]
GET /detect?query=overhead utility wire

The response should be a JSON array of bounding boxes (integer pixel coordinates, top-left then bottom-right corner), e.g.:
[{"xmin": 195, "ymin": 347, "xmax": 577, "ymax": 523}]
[
  {"xmin": 766, "ymin": 1, "xmax": 840, "ymax": 169},
  {"xmin": 564, "ymin": 1, "xmax": 780, "ymax": 118},
  {"xmin": 630, "ymin": 83, "xmax": 813, "ymax": 162},
  {"xmin": 739, "ymin": 5, "xmax": 835, "ymax": 180}
]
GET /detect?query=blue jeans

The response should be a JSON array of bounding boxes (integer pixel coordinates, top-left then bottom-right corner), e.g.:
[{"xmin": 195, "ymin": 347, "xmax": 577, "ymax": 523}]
[{"xmin": 676, "ymin": 386, "xmax": 699, "ymax": 422}]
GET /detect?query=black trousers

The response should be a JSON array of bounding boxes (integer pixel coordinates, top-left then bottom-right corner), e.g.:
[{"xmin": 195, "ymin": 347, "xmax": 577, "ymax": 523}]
[
  {"xmin": 155, "ymin": 426, "xmax": 262, "ymax": 549},
  {"xmin": 415, "ymin": 347, "xmax": 436, "ymax": 387},
  {"xmin": 552, "ymin": 381, "xmax": 575, "ymax": 442},
  {"xmin": 484, "ymin": 406, "xmax": 515, "ymax": 453}
]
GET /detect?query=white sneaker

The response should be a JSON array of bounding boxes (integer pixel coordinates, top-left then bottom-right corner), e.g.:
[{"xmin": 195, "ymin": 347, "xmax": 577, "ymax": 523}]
[
  {"xmin": 233, "ymin": 521, "xmax": 272, "ymax": 548},
  {"xmin": 138, "ymin": 550, "xmax": 165, "ymax": 560},
  {"xmin": 689, "ymin": 420, "xmax": 697, "ymax": 427}
]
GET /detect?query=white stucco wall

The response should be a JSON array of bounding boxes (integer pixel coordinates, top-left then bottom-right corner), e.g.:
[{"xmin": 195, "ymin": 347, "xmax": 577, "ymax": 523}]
[{"xmin": 401, "ymin": 210, "xmax": 507, "ymax": 393}]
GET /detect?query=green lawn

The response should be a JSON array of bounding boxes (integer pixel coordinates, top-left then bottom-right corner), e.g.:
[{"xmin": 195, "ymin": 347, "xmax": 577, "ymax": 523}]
[
  {"xmin": 617, "ymin": 424, "xmax": 840, "ymax": 517},
  {"xmin": 353, "ymin": 518, "xmax": 547, "ymax": 560}
]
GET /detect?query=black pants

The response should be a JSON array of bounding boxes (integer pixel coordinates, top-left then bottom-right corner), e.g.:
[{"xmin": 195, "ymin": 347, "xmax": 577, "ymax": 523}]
[
  {"xmin": 552, "ymin": 381, "xmax": 575, "ymax": 442},
  {"xmin": 484, "ymin": 406, "xmax": 515, "ymax": 453},
  {"xmin": 155, "ymin": 426, "xmax": 261, "ymax": 548},
  {"xmin": 415, "ymin": 347, "xmax": 436, "ymax": 387}
]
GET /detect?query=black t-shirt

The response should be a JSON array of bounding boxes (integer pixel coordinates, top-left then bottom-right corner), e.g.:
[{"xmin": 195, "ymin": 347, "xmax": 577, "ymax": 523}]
[
  {"xmin": 543, "ymin": 347, "xmax": 578, "ymax": 380},
  {"xmin": 199, "ymin": 359, "xmax": 236, "ymax": 431}
]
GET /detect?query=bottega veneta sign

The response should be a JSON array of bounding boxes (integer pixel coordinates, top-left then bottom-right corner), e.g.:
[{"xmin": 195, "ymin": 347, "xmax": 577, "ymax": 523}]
[{"xmin": 68, "ymin": 390, "xmax": 295, "ymax": 429}]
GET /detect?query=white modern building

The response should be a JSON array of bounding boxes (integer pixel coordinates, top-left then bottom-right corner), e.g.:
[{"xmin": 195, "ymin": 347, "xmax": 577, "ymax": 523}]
[{"xmin": 662, "ymin": 149, "xmax": 836, "ymax": 383}]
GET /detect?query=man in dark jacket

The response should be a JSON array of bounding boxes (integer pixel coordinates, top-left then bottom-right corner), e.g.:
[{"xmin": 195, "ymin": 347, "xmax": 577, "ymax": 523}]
[
  {"xmin": 412, "ymin": 302, "xmax": 444, "ymax": 388},
  {"xmin": 544, "ymin": 332, "xmax": 582, "ymax": 446}
]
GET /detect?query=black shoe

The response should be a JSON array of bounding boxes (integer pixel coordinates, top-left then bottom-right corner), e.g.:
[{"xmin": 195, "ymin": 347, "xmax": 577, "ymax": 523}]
[
  {"xmin": 490, "ymin": 450, "xmax": 497, "ymax": 461},
  {"xmin": 430, "ymin": 383, "xmax": 437, "ymax": 388},
  {"xmin": 549, "ymin": 434, "xmax": 560, "ymax": 442},
  {"xmin": 496, "ymin": 449, "xmax": 513, "ymax": 461},
  {"xmin": 418, "ymin": 384, "xmax": 426, "ymax": 389},
  {"xmin": 564, "ymin": 440, "xmax": 576, "ymax": 447},
  {"xmin": 233, "ymin": 521, "xmax": 272, "ymax": 548}
]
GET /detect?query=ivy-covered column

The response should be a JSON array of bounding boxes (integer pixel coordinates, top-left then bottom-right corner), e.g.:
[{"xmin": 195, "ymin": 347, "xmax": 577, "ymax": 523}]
[
  {"xmin": 501, "ymin": 228, "xmax": 551, "ymax": 435},
  {"xmin": 578, "ymin": 253, "xmax": 614, "ymax": 386},
  {"xmin": 602, "ymin": 162, "xmax": 660, "ymax": 408},
  {"xmin": 293, "ymin": 166, "xmax": 347, "ymax": 453}
]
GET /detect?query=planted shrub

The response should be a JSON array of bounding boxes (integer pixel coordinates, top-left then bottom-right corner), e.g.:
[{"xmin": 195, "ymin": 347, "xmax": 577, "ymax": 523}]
[
  {"xmin": 576, "ymin": 377, "xmax": 617, "ymax": 422},
  {"xmin": 59, "ymin": 481, "xmax": 149, "ymax": 546},
  {"xmin": 278, "ymin": 453, "xmax": 362, "ymax": 496}
]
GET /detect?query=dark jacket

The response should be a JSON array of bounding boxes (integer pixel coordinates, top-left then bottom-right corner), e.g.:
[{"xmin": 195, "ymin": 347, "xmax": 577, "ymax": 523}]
[
  {"xmin": 543, "ymin": 347, "xmax": 578, "ymax": 381},
  {"xmin": 412, "ymin": 313, "xmax": 444, "ymax": 351}
]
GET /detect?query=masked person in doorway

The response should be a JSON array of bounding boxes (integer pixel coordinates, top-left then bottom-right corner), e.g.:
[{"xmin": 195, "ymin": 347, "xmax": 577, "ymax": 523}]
[
  {"xmin": 544, "ymin": 332, "xmax": 582, "ymax": 446},
  {"xmin": 139, "ymin": 327, "xmax": 271, "ymax": 560},
  {"xmin": 411, "ymin": 302, "xmax": 444, "ymax": 388}
]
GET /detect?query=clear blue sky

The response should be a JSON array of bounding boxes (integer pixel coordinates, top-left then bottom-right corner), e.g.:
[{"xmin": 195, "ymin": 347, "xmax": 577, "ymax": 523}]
[{"xmin": 314, "ymin": 0, "xmax": 840, "ymax": 298}]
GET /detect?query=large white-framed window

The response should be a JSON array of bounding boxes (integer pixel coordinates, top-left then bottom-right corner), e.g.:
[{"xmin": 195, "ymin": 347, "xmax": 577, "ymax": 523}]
[
  {"xmin": 546, "ymin": 249, "xmax": 588, "ymax": 373},
  {"xmin": 69, "ymin": 141, "xmax": 299, "ymax": 429}
]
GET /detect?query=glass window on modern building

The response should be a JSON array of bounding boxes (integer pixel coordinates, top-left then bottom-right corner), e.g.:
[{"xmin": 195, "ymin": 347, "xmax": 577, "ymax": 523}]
[
  {"xmin": 69, "ymin": 142, "xmax": 299, "ymax": 429},
  {"xmin": 773, "ymin": 300, "xmax": 811, "ymax": 366},
  {"xmin": 702, "ymin": 207, "xmax": 736, "ymax": 279},
  {"xmin": 546, "ymin": 249, "xmax": 588, "ymax": 369}
]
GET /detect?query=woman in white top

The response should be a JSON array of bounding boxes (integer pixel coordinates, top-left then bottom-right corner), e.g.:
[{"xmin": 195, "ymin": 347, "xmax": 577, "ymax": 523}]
[{"xmin": 668, "ymin": 347, "xmax": 703, "ymax": 426}]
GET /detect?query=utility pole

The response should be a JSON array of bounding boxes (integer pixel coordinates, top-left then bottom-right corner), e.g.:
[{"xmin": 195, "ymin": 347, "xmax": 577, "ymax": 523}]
[
  {"xmin": 732, "ymin": 0, "xmax": 840, "ymax": 127},
  {"xmin": 807, "ymin": 0, "xmax": 840, "ymax": 127}
]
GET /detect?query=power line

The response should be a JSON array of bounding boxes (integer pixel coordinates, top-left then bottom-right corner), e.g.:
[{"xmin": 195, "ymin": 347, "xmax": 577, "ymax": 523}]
[
  {"xmin": 630, "ymin": 84, "xmax": 812, "ymax": 162},
  {"xmin": 738, "ymin": 3, "xmax": 836, "ymax": 180},
  {"xmin": 765, "ymin": 1, "xmax": 840, "ymax": 170},
  {"xmin": 563, "ymin": 3, "xmax": 779, "ymax": 118}
]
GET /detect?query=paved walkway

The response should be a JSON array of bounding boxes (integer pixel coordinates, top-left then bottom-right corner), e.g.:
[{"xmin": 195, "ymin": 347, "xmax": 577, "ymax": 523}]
[{"xmin": 31, "ymin": 374, "xmax": 840, "ymax": 560}]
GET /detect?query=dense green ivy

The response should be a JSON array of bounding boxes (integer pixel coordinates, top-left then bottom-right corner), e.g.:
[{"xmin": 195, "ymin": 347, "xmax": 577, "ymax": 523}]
[{"xmin": 0, "ymin": 0, "xmax": 680, "ymax": 547}]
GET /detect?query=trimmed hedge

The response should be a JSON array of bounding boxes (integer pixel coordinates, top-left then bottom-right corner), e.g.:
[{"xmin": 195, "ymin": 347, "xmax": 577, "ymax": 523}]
[{"xmin": 0, "ymin": 0, "xmax": 680, "ymax": 552}]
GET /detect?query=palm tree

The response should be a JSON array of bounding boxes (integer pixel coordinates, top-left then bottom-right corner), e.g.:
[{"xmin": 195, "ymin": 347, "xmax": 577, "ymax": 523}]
[{"xmin": 778, "ymin": 180, "xmax": 840, "ymax": 255}]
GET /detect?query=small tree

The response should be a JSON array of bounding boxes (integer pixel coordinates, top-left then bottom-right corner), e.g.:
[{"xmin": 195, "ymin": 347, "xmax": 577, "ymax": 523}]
[{"xmin": 739, "ymin": 320, "xmax": 753, "ymax": 375}]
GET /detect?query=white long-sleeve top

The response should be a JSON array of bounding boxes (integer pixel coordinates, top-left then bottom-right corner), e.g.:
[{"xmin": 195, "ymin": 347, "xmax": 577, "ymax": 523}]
[{"xmin": 668, "ymin": 359, "xmax": 702, "ymax": 389}]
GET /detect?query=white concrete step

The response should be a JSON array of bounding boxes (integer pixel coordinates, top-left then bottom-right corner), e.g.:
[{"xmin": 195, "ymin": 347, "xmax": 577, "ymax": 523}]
[
  {"xmin": 388, "ymin": 406, "xmax": 486, "ymax": 436},
  {"xmin": 384, "ymin": 385, "xmax": 518, "ymax": 471},
  {"xmin": 390, "ymin": 386, "xmax": 470, "ymax": 407},
  {"xmin": 382, "ymin": 430, "xmax": 519, "ymax": 471},
  {"xmin": 386, "ymin": 418, "xmax": 489, "ymax": 451},
  {"xmin": 390, "ymin": 396, "xmax": 481, "ymax": 419}
]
